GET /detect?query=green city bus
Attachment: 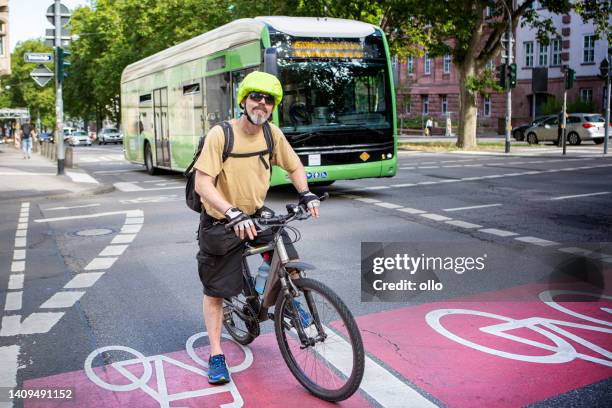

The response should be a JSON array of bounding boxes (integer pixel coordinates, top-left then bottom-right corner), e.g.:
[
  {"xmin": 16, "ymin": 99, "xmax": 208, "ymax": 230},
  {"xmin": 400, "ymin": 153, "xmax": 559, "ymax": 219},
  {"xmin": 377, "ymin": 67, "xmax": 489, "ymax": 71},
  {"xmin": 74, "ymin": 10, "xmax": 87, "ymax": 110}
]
[{"xmin": 120, "ymin": 16, "xmax": 397, "ymax": 185}]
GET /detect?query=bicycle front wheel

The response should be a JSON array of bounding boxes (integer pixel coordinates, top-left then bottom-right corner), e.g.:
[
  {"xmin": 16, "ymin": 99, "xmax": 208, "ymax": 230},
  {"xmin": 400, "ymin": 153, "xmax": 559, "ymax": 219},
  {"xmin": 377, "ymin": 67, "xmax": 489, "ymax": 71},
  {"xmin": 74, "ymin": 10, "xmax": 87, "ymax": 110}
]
[{"xmin": 274, "ymin": 278, "xmax": 364, "ymax": 402}]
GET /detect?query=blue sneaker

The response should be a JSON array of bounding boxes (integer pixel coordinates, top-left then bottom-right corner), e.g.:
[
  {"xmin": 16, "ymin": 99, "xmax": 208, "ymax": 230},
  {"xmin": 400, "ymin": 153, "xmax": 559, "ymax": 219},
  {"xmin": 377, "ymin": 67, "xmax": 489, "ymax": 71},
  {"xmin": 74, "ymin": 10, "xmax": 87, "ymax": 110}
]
[
  {"xmin": 285, "ymin": 299, "xmax": 313, "ymax": 328},
  {"xmin": 208, "ymin": 354, "xmax": 230, "ymax": 384}
]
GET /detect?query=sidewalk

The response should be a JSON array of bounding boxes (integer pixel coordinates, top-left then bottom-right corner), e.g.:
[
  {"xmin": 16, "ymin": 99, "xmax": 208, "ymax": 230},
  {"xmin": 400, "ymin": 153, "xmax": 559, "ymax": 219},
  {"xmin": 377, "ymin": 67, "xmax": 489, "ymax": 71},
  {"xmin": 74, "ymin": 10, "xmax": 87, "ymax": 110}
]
[{"xmin": 0, "ymin": 144, "xmax": 112, "ymax": 201}]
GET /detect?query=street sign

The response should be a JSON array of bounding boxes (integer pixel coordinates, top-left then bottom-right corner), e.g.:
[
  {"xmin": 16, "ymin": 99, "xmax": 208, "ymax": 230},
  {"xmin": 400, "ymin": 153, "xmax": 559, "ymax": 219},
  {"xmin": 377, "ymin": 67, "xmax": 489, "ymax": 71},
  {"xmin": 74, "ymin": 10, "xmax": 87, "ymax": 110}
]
[
  {"xmin": 30, "ymin": 64, "xmax": 54, "ymax": 87},
  {"xmin": 46, "ymin": 2, "xmax": 70, "ymax": 26},
  {"xmin": 24, "ymin": 53, "xmax": 53, "ymax": 64}
]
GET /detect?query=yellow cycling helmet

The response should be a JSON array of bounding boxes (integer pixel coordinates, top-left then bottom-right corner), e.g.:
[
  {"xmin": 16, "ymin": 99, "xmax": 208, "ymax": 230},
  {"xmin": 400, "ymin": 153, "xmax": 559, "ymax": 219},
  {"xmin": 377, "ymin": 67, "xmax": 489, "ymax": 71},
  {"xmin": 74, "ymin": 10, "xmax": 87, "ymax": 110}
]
[{"xmin": 237, "ymin": 71, "xmax": 283, "ymax": 112}]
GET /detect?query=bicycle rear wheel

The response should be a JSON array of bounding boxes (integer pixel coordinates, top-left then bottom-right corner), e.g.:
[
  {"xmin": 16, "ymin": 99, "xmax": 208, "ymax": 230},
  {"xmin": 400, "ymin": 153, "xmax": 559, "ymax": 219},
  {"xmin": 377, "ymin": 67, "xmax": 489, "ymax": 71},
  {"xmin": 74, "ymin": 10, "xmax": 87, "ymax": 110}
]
[{"xmin": 274, "ymin": 278, "xmax": 364, "ymax": 402}]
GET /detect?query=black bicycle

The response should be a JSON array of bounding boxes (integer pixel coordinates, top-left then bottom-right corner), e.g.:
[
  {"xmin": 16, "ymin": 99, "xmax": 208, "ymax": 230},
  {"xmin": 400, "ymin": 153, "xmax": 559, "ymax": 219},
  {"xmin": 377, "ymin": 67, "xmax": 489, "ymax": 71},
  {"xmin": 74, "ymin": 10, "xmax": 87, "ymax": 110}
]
[{"xmin": 222, "ymin": 194, "xmax": 365, "ymax": 402}]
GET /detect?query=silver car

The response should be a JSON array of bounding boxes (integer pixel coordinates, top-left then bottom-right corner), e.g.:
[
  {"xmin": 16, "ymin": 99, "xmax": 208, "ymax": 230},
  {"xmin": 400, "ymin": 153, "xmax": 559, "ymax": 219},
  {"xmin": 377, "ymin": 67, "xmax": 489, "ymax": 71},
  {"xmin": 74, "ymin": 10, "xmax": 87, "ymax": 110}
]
[
  {"xmin": 69, "ymin": 130, "xmax": 92, "ymax": 146},
  {"xmin": 99, "ymin": 127, "xmax": 123, "ymax": 145},
  {"xmin": 525, "ymin": 113, "xmax": 611, "ymax": 145}
]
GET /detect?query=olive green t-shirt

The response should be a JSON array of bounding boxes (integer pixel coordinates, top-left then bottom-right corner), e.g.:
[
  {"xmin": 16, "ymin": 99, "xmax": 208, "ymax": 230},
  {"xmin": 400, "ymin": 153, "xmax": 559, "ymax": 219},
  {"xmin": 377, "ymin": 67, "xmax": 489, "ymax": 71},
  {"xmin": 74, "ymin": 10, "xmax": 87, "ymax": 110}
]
[{"xmin": 194, "ymin": 120, "xmax": 301, "ymax": 219}]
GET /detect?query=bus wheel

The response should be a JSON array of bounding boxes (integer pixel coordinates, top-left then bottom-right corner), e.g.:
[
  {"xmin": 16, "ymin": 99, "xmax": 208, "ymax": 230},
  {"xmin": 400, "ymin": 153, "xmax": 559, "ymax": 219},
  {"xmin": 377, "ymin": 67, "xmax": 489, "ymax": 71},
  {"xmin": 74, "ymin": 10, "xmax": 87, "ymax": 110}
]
[{"xmin": 144, "ymin": 143, "xmax": 158, "ymax": 175}]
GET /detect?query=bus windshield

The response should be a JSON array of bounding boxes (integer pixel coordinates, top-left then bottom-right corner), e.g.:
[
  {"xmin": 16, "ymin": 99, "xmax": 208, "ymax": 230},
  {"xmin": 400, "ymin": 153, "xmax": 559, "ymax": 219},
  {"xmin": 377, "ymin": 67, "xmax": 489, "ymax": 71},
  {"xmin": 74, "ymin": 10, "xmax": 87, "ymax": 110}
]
[{"xmin": 277, "ymin": 59, "xmax": 390, "ymax": 133}]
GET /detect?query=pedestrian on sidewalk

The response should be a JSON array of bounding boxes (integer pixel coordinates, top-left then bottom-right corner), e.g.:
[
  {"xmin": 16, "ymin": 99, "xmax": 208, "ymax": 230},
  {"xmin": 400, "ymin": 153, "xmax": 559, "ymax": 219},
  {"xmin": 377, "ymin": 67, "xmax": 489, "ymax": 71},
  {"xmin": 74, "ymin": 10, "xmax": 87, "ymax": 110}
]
[
  {"xmin": 425, "ymin": 117, "xmax": 433, "ymax": 136},
  {"xmin": 21, "ymin": 119, "xmax": 33, "ymax": 159}
]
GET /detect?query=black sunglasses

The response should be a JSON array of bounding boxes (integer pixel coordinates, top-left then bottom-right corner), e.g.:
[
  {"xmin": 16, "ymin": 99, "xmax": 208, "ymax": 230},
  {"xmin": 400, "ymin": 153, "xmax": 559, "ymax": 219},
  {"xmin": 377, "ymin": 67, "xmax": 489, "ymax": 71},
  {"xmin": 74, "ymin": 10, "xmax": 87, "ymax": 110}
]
[{"xmin": 248, "ymin": 92, "xmax": 275, "ymax": 105}]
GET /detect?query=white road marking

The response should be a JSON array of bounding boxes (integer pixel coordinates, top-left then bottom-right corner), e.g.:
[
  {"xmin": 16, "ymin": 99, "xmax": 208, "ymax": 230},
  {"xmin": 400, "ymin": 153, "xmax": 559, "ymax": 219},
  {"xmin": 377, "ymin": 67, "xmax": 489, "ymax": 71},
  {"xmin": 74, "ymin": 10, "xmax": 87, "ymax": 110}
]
[
  {"xmin": 66, "ymin": 171, "xmax": 100, "ymax": 184},
  {"xmin": 120, "ymin": 224, "xmax": 143, "ymax": 234},
  {"xmin": 390, "ymin": 183, "xmax": 416, "ymax": 187},
  {"xmin": 35, "ymin": 210, "xmax": 141, "ymax": 223},
  {"xmin": 514, "ymin": 236, "xmax": 559, "ymax": 246},
  {"xmin": 354, "ymin": 197, "xmax": 381, "ymax": 204},
  {"xmin": 0, "ymin": 313, "xmax": 66, "ymax": 336},
  {"xmin": 13, "ymin": 249, "xmax": 25, "ymax": 260},
  {"xmin": 443, "ymin": 203, "xmax": 502, "ymax": 212},
  {"xmin": 445, "ymin": 220, "xmax": 483, "ymax": 229},
  {"xmin": 398, "ymin": 208, "xmax": 426, "ymax": 214},
  {"xmin": 64, "ymin": 273, "xmax": 105, "ymax": 289},
  {"xmin": 420, "ymin": 213, "xmax": 452, "ymax": 221},
  {"xmin": 99, "ymin": 245, "xmax": 128, "ymax": 257},
  {"xmin": 18, "ymin": 217, "xmax": 28, "ymax": 223},
  {"xmin": 558, "ymin": 247, "xmax": 593, "ymax": 256},
  {"xmin": 399, "ymin": 166, "xmax": 415, "ymax": 170},
  {"xmin": 4, "ymin": 292, "xmax": 23, "ymax": 311},
  {"xmin": 17, "ymin": 223, "xmax": 27, "ymax": 229},
  {"xmin": 316, "ymin": 326, "xmax": 439, "ymax": 408},
  {"xmin": 14, "ymin": 238, "xmax": 26, "ymax": 247},
  {"xmin": 45, "ymin": 203, "xmax": 101, "ymax": 211},
  {"xmin": 40, "ymin": 291, "xmax": 85, "ymax": 308},
  {"xmin": 84, "ymin": 257, "xmax": 118, "ymax": 271},
  {"xmin": 114, "ymin": 182, "xmax": 144, "ymax": 191},
  {"xmin": 125, "ymin": 217, "xmax": 144, "ymax": 224},
  {"xmin": 0, "ymin": 345, "xmax": 20, "ymax": 405},
  {"xmin": 375, "ymin": 202, "xmax": 404, "ymax": 209},
  {"xmin": 418, "ymin": 181, "xmax": 437, "ymax": 185},
  {"xmin": 362, "ymin": 186, "xmax": 390, "ymax": 190},
  {"xmin": 15, "ymin": 230, "xmax": 27, "ymax": 237},
  {"xmin": 10, "ymin": 261, "xmax": 24, "ymax": 273},
  {"xmin": 550, "ymin": 191, "xmax": 610, "ymax": 200},
  {"xmin": 419, "ymin": 166, "xmax": 440, "ymax": 169},
  {"xmin": 111, "ymin": 234, "xmax": 137, "ymax": 244},
  {"xmin": 479, "ymin": 228, "xmax": 519, "ymax": 237},
  {"xmin": 8, "ymin": 275, "xmax": 24, "ymax": 290}
]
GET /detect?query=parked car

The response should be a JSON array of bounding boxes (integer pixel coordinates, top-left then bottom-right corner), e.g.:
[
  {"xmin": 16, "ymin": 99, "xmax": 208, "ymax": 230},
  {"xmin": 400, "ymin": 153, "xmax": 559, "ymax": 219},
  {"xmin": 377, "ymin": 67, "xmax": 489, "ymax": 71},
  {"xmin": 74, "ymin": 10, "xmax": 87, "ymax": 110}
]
[
  {"xmin": 98, "ymin": 127, "xmax": 123, "ymax": 144},
  {"xmin": 69, "ymin": 130, "xmax": 92, "ymax": 146},
  {"xmin": 38, "ymin": 132, "xmax": 54, "ymax": 143},
  {"xmin": 512, "ymin": 115, "xmax": 555, "ymax": 141},
  {"xmin": 525, "ymin": 113, "xmax": 611, "ymax": 145}
]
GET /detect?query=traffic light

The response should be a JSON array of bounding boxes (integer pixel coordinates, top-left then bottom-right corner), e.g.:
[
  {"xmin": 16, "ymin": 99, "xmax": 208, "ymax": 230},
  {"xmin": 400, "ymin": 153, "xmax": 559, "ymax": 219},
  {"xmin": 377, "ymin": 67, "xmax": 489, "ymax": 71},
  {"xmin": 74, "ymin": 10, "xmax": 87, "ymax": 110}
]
[
  {"xmin": 56, "ymin": 47, "xmax": 71, "ymax": 81},
  {"xmin": 564, "ymin": 68, "xmax": 576, "ymax": 89},
  {"xmin": 508, "ymin": 63, "xmax": 517, "ymax": 88},
  {"xmin": 497, "ymin": 63, "xmax": 507, "ymax": 88}
]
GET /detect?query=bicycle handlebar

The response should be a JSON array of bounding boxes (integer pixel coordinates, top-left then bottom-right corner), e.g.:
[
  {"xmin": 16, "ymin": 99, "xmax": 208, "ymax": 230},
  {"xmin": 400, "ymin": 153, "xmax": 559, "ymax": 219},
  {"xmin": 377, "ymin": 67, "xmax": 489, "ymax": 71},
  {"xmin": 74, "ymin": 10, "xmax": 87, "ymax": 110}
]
[{"xmin": 224, "ymin": 193, "xmax": 328, "ymax": 231}]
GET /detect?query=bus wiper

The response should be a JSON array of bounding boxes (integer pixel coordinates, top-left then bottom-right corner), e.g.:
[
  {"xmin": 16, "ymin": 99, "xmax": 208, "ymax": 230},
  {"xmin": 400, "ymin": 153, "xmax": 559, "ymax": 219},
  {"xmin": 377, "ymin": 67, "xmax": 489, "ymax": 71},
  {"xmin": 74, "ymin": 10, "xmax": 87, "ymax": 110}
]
[{"xmin": 286, "ymin": 131, "xmax": 321, "ymax": 143}]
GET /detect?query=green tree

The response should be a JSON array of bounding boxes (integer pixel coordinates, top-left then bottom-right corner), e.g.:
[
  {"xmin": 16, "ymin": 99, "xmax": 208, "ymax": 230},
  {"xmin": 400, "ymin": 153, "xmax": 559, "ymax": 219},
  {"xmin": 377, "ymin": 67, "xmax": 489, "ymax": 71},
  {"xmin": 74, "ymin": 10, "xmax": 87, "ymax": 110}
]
[
  {"xmin": 2, "ymin": 40, "xmax": 56, "ymax": 129},
  {"xmin": 381, "ymin": 0, "xmax": 611, "ymax": 148}
]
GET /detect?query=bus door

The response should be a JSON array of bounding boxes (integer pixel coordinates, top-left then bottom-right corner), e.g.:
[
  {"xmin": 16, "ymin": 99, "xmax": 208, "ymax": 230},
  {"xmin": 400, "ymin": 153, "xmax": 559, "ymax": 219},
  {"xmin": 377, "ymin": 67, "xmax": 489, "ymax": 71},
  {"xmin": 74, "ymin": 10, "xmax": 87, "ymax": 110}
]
[{"xmin": 153, "ymin": 88, "xmax": 170, "ymax": 167}]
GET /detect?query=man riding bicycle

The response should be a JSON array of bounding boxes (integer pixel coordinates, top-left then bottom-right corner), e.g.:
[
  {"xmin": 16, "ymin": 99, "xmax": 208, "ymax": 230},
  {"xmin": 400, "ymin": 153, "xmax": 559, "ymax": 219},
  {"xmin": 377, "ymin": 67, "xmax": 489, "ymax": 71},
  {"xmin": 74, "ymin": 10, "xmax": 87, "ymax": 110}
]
[{"xmin": 193, "ymin": 71, "xmax": 320, "ymax": 384}]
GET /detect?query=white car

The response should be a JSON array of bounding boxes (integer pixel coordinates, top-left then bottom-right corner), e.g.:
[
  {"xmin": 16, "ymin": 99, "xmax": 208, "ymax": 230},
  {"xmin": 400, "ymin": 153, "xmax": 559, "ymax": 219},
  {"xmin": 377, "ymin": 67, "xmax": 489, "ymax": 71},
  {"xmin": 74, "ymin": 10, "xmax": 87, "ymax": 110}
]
[
  {"xmin": 98, "ymin": 128, "xmax": 123, "ymax": 144},
  {"xmin": 525, "ymin": 113, "xmax": 611, "ymax": 145},
  {"xmin": 69, "ymin": 131, "xmax": 92, "ymax": 146}
]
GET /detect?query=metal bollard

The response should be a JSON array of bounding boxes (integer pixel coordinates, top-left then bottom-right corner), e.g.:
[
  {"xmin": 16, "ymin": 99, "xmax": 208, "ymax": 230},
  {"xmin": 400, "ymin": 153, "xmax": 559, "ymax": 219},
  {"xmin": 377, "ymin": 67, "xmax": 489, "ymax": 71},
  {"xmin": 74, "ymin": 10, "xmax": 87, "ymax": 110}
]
[
  {"xmin": 64, "ymin": 146, "xmax": 73, "ymax": 168},
  {"xmin": 43, "ymin": 142, "xmax": 49, "ymax": 158}
]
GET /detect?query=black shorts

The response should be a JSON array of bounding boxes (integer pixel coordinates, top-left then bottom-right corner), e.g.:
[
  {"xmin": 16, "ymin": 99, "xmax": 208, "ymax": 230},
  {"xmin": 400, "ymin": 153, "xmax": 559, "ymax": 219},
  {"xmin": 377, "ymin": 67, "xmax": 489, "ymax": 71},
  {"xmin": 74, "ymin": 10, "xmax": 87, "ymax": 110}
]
[{"xmin": 196, "ymin": 211, "xmax": 298, "ymax": 298}]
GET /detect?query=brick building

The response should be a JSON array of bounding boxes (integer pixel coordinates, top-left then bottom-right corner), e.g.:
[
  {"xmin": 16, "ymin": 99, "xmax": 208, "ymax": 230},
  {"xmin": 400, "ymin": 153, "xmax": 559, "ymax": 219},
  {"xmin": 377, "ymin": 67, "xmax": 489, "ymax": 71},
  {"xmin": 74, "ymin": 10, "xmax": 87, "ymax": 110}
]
[
  {"xmin": 0, "ymin": 0, "xmax": 9, "ymax": 76},
  {"xmin": 514, "ymin": 8, "xmax": 611, "ymax": 123},
  {"xmin": 394, "ymin": 52, "xmax": 507, "ymax": 132}
]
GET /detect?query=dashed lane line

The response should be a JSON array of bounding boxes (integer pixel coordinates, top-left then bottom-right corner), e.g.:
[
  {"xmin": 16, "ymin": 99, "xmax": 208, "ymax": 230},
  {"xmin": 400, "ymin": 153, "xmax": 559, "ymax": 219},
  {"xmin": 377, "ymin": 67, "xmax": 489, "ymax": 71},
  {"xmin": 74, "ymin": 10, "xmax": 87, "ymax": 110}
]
[
  {"xmin": 45, "ymin": 204, "xmax": 101, "ymax": 211},
  {"xmin": 1, "ymin": 209, "xmax": 144, "ymax": 337},
  {"xmin": 444, "ymin": 220, "xmax": 482, "ymax": 229},
  {"xmin": 443, "ymin": 204, "xmax": 502, "ymax": 212},
  {"xmin": 514, "ymin": 236, "xmax": 559, "ymax": 246},
  {"xmin": 478, "ymin": 228, "xmax": 519, "ymax": 237},
  {"xmin": 550, "ymin": 191, "xmax": 610, "ymax": 200}
]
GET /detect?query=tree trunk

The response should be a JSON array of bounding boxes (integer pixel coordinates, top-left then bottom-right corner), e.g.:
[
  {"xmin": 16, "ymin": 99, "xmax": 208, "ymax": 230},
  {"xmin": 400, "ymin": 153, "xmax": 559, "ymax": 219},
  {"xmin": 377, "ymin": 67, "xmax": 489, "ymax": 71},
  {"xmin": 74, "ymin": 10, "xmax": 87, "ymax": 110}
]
[{"xmin": 457, "ymin": 63, "xmax": 478, "ymax": 149}]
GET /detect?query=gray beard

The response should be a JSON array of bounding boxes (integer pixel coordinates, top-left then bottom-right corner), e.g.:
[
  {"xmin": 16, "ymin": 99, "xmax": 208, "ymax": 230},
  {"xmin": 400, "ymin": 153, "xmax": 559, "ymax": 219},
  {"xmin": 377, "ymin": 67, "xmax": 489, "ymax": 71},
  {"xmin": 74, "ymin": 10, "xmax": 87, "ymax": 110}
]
[{"xmin": 248, "ymin": 110, "xmax": 268, "ymax": 126}]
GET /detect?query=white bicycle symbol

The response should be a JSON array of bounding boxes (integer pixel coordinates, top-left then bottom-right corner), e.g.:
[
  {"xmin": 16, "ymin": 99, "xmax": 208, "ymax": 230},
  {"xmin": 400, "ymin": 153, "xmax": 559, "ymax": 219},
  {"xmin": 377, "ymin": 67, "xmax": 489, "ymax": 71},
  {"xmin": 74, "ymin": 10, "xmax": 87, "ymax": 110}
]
[
  {"xmin": 426, "ymin": 290, "xmax": 612, "ymax": 366},
  {"xmin": 84, "ymin": 332, "xmax": 253, "ymax": 408}
]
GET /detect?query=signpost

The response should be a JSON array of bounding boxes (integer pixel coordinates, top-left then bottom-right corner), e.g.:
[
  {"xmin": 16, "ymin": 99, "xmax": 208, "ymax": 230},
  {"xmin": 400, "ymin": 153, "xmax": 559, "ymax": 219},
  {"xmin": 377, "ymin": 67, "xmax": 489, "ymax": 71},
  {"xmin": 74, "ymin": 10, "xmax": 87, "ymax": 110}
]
[
  {"xmin": 25, "ymin": 53, "xmax": 53, "ymax": 63},
  {"xmin": 47, "ymin": 0, "xmax": 71, "ymax": 175},
  {"xmin": 29, "ymin": 64, "xmax": 54, "ymax": 87}
]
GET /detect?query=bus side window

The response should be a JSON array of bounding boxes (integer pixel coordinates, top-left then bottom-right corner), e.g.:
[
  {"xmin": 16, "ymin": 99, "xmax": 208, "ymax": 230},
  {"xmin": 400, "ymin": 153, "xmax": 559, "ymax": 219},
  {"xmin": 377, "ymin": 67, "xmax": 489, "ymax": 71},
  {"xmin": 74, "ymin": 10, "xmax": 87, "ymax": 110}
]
[{"xmin": 205, "ymin": 72, "xmax": 231, "ymax": 130}]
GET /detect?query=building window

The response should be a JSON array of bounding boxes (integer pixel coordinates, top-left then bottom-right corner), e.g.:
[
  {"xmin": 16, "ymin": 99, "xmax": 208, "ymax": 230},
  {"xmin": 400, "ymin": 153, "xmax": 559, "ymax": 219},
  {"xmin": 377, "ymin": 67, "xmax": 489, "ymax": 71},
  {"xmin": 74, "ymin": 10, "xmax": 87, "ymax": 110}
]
[
  {"xmin": 407, "ymin": 56, "xmax": 414, "ymax": 75},
  {"xmin": 422, "ymin": 95, "xmax": 429, "ymax": 115},
  {"xmin": 484, "ymin": 96, "xmax": 492, "ymax": 117},
  {"xmin": 0, "ymin": 37, "xmax": 3, "ymax": 56},
  {"xmin": 538, "ymin": 42, "xmax": 548, "ymax": 66},
  {"xmin": 443, "ymin": 54, "xmax": 451, "ymax": 74},
  {"xmin": 580, "ymin": 88, "xmax": 593, "ymax": 103},
  {"xmin": 424, "ymin": 53, "xmax": 431, "ymax": 75},
  {"xmin": 405, "ymin": 95, "xmax": 411, "ymax": 113},
  {"xmin": 441, "ymin": 95, "xmax": 448, "ymax": 114},
  {"xmin": 583, "ymin": 35, "xmax": 595, "ymax": 63},
  {"xmin": 524, "ymin": 42, "xmax": 534, "ymax": 67},
  {"xmin": 551, "ymin": 38, "xmax": 562, "ymax": 66}
]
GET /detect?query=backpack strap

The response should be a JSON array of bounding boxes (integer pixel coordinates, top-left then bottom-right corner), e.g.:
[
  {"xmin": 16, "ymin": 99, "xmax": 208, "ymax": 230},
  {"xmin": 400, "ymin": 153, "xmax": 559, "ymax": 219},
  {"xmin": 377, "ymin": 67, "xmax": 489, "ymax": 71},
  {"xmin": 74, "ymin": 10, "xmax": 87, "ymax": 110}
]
[
  {"xmin": 183, "ymin": 135, "xmax": 206, "ymax": 177},
  {"xmin": 219, "ymin": 121, "xmax": 234, "ymax": 162}
]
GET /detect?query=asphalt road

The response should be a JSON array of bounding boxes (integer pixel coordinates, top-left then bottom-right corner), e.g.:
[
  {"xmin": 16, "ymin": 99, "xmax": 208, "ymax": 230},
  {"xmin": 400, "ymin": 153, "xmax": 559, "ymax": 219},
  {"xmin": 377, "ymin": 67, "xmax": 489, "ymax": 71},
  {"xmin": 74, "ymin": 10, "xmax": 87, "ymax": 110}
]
[{"xmin": 1, "ymin": 143, "xmax": 610, "ymax": 408}]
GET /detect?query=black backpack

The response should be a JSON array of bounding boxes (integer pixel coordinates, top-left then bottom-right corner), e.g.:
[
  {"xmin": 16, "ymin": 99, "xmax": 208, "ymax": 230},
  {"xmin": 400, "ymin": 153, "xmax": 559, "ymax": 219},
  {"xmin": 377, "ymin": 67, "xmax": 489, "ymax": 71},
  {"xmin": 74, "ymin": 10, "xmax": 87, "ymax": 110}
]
[{"xmin": 184, "ymin": 121, "xmax": 275, "ymax": 213}]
